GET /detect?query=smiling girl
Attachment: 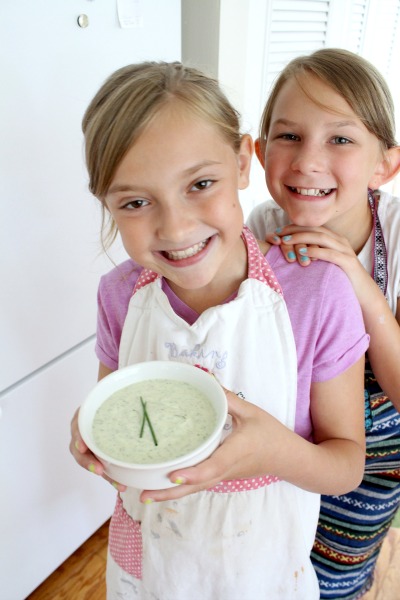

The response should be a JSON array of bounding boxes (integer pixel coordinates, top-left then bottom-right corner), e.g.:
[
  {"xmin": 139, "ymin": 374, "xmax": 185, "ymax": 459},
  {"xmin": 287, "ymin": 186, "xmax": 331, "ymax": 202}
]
[
  {"xmin": 70, "ymin": 61, "xmax": 368, "ymax": 599},
  {"xmin": 248, "ymin": 48, "xmax": 400, "ymax": 599}
]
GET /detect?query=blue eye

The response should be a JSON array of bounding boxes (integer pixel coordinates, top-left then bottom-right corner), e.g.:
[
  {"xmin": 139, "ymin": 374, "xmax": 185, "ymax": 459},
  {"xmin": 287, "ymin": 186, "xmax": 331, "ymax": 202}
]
[{"xmin": 332, "ymin": 136, "xmax": 351, "ymax": 145}]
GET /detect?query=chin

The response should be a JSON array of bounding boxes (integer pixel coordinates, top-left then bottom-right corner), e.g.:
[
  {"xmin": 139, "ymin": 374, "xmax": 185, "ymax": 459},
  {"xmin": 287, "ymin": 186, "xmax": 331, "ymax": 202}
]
[
  {"xmin": 291, "ymin": 216, "xmax": 327, "ymax": 227},
  {"xmin": 286, "ymin": 207, "xmax": 330, "ymax": 228}
]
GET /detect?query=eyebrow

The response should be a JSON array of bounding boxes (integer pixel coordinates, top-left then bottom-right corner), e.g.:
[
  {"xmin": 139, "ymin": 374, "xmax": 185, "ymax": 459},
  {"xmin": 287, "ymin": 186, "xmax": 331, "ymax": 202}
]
[
  {"xmin": 107, "ymin": 183, "xmax": 136, "ymax": 195},
  {"xmin": 182, "ymin": 159, "xmax": 222, "ymax": 175},
  {"xmin": 272, "ymin": 117, "xmax": 361, "ymax": 129},
  {"xmin": 107, "ymin": 160, "xmax": 223, "ymax": 195}
]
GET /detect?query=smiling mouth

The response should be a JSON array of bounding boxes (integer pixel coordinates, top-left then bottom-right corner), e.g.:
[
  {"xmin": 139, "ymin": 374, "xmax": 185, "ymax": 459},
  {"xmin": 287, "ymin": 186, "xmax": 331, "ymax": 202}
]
[
  {"xmin": 288, "ymin": 187, "xmax": 333, "ymax": 196},
  {"xmin": 163, "ymin": 238, "xmax": 210, "ymax": 261}
]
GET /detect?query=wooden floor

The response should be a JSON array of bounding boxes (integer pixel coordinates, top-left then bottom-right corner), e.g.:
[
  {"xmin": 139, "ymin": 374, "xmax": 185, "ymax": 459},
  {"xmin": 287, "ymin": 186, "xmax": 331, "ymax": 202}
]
[
  {"xmin": 27, "ymin": 516, "xmax": 400, "ymax": 599},
  {"xmin": 363, "ymin": 527, "xmax": 400, "ymax": 600},
  {"xmin": 26, "ymin": 520, "xmax": 109, "ymax": 600}
]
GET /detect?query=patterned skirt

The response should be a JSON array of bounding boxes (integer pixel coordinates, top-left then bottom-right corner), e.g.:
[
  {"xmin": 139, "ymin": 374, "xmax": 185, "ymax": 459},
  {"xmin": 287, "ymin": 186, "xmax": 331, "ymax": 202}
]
[{"xmin": 312, "ymin": 363, "xmax": 400, "ymax": 599}]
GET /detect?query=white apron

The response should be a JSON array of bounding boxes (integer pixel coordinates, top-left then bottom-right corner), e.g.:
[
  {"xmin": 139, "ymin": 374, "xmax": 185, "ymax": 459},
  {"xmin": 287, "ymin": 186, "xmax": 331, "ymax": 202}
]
[{"xmin": 107, "ymin": 228, "xmax": 320, "ymax": 599}]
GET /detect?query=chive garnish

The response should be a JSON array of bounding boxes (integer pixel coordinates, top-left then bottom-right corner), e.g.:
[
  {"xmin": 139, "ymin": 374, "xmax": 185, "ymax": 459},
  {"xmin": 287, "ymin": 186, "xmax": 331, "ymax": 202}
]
[
  {"xmin": 139, "ymin": 396, "xmax": 146, "ymax": 438},
  {"xmin": 139, "ymin": 396, "xmax": 158, "ymax": 446}
]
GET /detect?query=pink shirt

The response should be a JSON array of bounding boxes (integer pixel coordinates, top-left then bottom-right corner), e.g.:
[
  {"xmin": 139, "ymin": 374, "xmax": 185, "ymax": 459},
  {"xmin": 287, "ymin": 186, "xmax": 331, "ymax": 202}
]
[{"xmin": 95, "ymin": 245, "xmax": 369, "ymax": 440}]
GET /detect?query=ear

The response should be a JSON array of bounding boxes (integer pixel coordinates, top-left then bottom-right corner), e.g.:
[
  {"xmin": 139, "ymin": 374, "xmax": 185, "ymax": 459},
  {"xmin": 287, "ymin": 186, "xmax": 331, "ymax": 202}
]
[
  {"xmin": 237, "ymin": 134, "xmax": 254, "ymax": 190},
  {"xmin": 369, "ymin": 146, "xmax": 400, "ymax": 190},
  {"xmin": 254, "ymin": 138, "xmax": 265, "ymax": 168}
]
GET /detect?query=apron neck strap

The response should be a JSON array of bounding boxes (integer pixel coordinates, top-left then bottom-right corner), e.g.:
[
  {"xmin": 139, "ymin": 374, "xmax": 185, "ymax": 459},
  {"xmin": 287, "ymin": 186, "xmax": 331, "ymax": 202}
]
[
  {"xmin": 368, "ymin": 189, "xmax": 388, "ymax": 295},
  {"xmin": 241, "ymin": 226, "xmax": 283, "ymax": 295}
]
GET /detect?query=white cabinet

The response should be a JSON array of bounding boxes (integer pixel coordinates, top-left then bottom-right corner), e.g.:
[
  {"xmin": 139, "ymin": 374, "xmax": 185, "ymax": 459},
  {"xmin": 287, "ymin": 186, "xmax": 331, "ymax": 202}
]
[{"xmin": 0, "ymin": 340, "xmax": 116, "ymax": 600}]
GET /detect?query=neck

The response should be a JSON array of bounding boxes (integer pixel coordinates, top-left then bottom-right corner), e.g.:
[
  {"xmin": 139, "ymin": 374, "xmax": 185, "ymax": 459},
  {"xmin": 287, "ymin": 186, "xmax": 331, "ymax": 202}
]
[
  {"xmin": 327, "ymin": 197, "xmax": 373, "ymax": 254},
  {"xmin": 167, "ymin": 236, "xmax": 248, "ymax": 314}
]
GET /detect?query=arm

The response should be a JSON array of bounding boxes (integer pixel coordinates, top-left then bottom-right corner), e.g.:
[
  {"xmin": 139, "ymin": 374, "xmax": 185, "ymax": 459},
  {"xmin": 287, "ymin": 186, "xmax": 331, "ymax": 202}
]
[
  {"xmin": 366, "ymin": 294, "xmax": 400, "ymax": 409},
  {"xmin": 140, "ymin": 358, "xmax": 365, "ymax": 503},
  {"xmin": 271, "ymin": 225, "xmax": 400, "ymax": 410},
  {"xmin": 69, "ymin": 362, "xmax": 127, "ymax": 492}
]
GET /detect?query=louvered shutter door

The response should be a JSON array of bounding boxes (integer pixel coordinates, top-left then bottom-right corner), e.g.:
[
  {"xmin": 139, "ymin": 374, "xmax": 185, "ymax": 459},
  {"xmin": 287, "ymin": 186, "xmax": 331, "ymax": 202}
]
[
  {"xmin": 262, "ymin": 0, "xmax": 330, "ymax": 93},
  {"xmin": 261, "ymin": 0, "xmax": 371, "ymax": 96}
]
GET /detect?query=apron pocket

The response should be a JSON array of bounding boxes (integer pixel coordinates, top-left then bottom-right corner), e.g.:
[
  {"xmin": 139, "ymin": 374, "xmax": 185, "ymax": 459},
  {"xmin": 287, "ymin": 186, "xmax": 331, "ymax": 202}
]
[{"xmin": 109, "ymin": 494, "xmax": 143, "ymax": 579}]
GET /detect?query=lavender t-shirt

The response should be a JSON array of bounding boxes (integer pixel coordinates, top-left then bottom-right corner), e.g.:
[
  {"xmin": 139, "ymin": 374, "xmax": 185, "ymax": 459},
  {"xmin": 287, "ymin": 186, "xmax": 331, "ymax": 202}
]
[{"xmin": 95, "ymin": 245, "xmax": 369, "ymax": 440}]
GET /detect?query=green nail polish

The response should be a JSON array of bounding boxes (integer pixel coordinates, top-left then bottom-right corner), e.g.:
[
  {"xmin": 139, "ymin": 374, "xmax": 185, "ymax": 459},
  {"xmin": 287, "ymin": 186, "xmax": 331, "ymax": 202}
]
[
  {"xmin": 282, "ymin": 235, "xmax": 292, "ymax": 242},
  {"xmin": 144, "ymin": 498, "xmax": 154, "ymax": 505},
  {"xmin": 300, "ymin": 255, "xmax": 309, "ymax": 262},
  {"xmin": 174, "ymin": 477, "xmax": 185, "ymax": 485},
  {"xmin": 88, "ymin": 463, "xmax": 96, "ymax": 473},
  {"xmin": 275, "ymin": 227, "xmax": 282, "ymax": 233},
  {"xmin": 288, "ymin": 251, "xmax": 296, "ymax": 260},
  {"xmin": 298, "ymin": 247, "xmax": 308, "ymax": 254}
]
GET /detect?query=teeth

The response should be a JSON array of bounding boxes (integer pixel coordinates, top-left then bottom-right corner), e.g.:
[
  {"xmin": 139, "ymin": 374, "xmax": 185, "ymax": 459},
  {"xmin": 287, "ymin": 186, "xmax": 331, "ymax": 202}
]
[
  {"xmin": 291, "ymin": 187, "xmax": 332, "ymax": 196},
  {"xmin": 166, "ymin": 239, "xmax": 208, "ymax": 261}
]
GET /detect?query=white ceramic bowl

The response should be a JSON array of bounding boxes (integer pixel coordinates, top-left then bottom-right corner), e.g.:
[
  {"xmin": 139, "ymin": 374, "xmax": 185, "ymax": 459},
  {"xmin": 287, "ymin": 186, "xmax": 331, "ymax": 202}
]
[{"xmin": 78, "ymin": 361, "xmax": 227, "ymax": 490}]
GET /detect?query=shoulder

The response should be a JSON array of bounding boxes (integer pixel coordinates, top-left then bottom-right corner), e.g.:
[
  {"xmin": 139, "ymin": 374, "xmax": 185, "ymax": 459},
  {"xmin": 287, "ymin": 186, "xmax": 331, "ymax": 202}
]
[
  {"xmin": 98, "ymin": 259, "xmax": 142, "ymax": 320},
  {"xmin": 376, "ymin": 190, "xmax": 400, "ymax": 300},
  {"xmin": 377, "ymin": 190, "xmax": 400, "ymax": 232},
  {"xmin": 99, "ymin": 259, "xmax": 141, "ymax": 293},
  {"xmin": 95, "ymin": 259, "xmax": 143, "ymax": 370},
  {"xmin": 246, "ymin": 200, "xmax": 289, "ymax": 239},
  {"xmin": 268, "ymin": 245, "xmax": 365, "ymax": 326},
  {"xmin": 267, "ymin": 244, "xmax": 351, "ymax": 296},
  {"xmin": 267, "ymin": 247, "xmax": 368, "ymax": 381}
]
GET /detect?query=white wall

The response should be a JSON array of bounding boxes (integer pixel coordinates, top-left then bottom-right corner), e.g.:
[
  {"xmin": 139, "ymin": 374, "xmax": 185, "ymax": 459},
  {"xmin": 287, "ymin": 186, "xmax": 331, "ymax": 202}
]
[{"xmin": 0, "ymin": 2, "xmax": 181, "ymax": 598}]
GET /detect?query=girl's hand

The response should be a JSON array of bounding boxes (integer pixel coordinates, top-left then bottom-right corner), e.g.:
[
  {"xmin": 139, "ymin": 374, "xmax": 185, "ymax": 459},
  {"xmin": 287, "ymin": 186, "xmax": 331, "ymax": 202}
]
[
  {"xmin": 269, "ymin": 225, "xmax": 368, "ymax": 284},
  {"xmin": 141, "ymin": 358, "xmax": 366, "ymax": 504},
  {"xmin": 69, "ymin": 407, "xmax": 127, "ymax": 493},
  {"xmin": 265, "ymin": 226, "xmax": 313, "ymax": 266},
  {"xmin": 140, "ymin": 389, "xmax": 286, "ymax": 503}
]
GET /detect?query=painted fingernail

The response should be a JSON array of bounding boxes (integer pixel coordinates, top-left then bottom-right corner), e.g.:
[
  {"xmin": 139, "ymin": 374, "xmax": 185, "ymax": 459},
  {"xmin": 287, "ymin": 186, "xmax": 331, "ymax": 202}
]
[
  {"xmin": 112, "ymin": 482, "xmax": 120, "ymax": 489},
  {"xmin": 300, "ymin": 255, "xmax": 309, "ymax": 262},
  {"xmin": 75, "ymin": 440, "xmax": 81, "ymax": 451},
  {"xmin": 275, "ymin": 227, "xmax": 282, "ymax": 233},
  {"xmin": 287, "ymin": 251, "xmax": 296, "ymax": 260},
  {"xmin": 88, "ymin": 463, "xmax": 96, "ymax": 473},
  {"xmin": 298, "ymin": 247, "xmax": 308, "ymax": 254},
  {"xmin": 174, "ymin": 477, "xmax": 186, "ymax": 485},
  {"xmin": 144, "ymin": 498, "xmax": 154, "ymax": 505},
  {"xmin": 282, "ymin": 235, "xmax": 292, "ymax": 242},
  {"xmin": 273, "ymin": 235, "xmax": 280, "ymax": 242}
]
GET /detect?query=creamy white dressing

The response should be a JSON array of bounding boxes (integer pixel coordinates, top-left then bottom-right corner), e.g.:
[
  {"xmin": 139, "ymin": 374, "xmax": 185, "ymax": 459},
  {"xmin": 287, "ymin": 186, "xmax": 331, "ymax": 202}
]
[{"xmin": 92, "ymin": 378, "xmax": 217, "ymax": 463}]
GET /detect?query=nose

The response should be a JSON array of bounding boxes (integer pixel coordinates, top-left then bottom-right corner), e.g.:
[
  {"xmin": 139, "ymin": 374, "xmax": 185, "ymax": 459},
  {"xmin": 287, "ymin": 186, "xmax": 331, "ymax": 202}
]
[
  {"xmin": 290, "ymin": 141, "xmax": 326, "ymax": 174},
  {"xmin": 156, "ymin": 203, "xmax": 196, "ymax": 243}
]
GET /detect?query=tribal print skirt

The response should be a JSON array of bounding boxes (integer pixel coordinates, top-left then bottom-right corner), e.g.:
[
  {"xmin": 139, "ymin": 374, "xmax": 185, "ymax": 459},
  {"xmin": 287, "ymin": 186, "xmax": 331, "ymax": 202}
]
[{"xmin": 312, "ymin": 362, "xmax": 400, "ymax": 599}]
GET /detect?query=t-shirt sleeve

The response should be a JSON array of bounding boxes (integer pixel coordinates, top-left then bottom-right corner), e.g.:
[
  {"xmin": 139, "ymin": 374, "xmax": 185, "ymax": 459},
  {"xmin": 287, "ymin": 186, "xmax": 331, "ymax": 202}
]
[
  {"xmin": 95, "ymin": 261, "xmax": 140, "ymax": 370},
  {"xmin": 246, "ymin": 200, "xmax": 289, "ymax": 239},
  {"xmin": 312, "ymin": 265, "xmax": 369, "ymax": 382}
]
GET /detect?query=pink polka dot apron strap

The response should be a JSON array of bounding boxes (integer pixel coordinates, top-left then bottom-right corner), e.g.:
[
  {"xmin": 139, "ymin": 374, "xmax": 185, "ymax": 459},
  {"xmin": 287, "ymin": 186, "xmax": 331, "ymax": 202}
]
[
  {"xmin": 368, "ymin": 189, "xmax": 388, "ymax": 295},
  {"xmin": 132, "ymin": 268, "xmax": 160, "ymax": 295},
  {"xmin": 241, "ymin": 225, "xmax": 283, "ymax": 295},
  {"xmin": 208, "ymin": 474, "xmax": 280, "ymax": 493}
]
